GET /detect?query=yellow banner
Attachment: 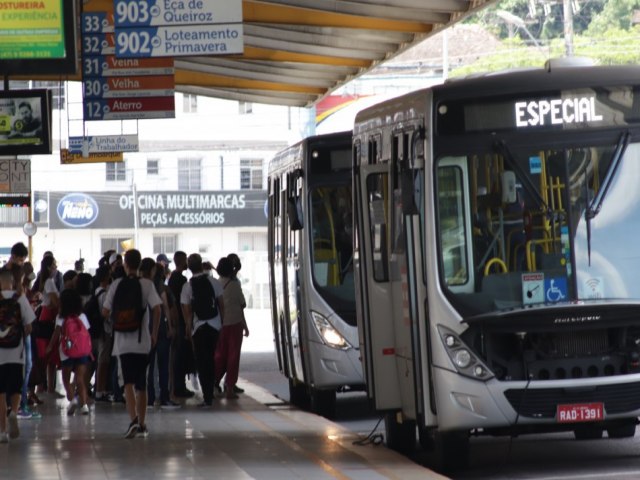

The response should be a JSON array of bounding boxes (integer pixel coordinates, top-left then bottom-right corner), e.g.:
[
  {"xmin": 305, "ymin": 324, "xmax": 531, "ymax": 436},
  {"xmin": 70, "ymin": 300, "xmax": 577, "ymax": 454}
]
[
  {"xmin": 0, "ymin": 0, "xmax": 65, "ymax": 58},
  {"xmin": 60, "ymin": 149, "xmax": 123, "ymax": 164}
]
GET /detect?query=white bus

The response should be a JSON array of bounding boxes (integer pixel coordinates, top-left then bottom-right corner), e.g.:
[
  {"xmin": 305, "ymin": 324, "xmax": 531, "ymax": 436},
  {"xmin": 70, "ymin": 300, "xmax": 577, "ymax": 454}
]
[
  {"xmin": 352, "ymin": 62, "xmax": 640, "ymax": 469},
  {"xmin": 267, "ymin": 131, "xmax": 363, "ymax": 417}
]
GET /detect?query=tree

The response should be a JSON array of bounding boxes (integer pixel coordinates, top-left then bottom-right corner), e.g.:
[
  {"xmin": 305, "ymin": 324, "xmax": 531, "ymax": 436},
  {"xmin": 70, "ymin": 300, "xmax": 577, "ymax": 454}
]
[{"xmin": 586, "ymin": 0, "xmax": 640, "ymax": 34}]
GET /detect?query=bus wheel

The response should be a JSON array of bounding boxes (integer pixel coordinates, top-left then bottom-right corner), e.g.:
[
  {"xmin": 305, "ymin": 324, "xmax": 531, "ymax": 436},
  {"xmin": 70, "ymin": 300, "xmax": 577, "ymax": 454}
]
[
  {"xmin": 607, "ymin": 421, "xmax": 637, "ymax": 439},
  {"xmin": 573, "ymin": 426, "xmax": 604, "ymax": 440},
  {"xmin": 310, "ymin": 388, "xmax": 336, "ymax": 419},
  {"xmin": 288, "ymin": 378, "xmax": 310, "ymax": 408},
  {"xmin": 437, "ymin": 431, "xmax": 470, "ymax": 472},
  {"xmin": 384, "ymin": 413, "xmax": 416, "ymax": 453}
]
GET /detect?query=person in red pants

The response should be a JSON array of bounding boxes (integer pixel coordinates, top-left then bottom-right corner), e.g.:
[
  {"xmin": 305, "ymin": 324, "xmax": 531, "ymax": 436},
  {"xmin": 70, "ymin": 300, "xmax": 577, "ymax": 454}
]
[{"xmin": 213, "ymin": 256, "xmax": 249, "ymax": 399}]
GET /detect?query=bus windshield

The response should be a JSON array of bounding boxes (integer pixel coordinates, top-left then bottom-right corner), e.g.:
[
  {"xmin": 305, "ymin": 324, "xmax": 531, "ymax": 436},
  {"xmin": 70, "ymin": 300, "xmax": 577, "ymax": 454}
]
[
  {"xmin": 309, "ymin": 183, "xmax": 355, "ymax": 323},
  {"xmin": 436, "ymin": 138, "xmax": 640, "ymax": 316}
]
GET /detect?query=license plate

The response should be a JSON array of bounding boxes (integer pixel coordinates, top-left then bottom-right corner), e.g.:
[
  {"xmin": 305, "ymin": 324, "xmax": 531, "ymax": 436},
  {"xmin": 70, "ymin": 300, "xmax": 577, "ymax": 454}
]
[{"xmin": 556, "ymin": 402, "xmax": 604, "ymax": 423}]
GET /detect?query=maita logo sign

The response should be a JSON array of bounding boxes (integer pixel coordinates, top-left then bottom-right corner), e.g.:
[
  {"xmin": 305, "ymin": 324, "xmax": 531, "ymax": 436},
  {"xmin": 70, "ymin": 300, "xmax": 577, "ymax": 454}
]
[{"xmin": 57, "ymin": 193, "xmax": 99, "ymax": 228}]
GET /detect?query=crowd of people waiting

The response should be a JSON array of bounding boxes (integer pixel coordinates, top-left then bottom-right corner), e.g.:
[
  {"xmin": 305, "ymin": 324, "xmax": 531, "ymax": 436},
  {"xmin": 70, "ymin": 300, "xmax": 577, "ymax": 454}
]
[{"xmin": 0, "ymin": 242, "xmax": 249, "ymax": 442}]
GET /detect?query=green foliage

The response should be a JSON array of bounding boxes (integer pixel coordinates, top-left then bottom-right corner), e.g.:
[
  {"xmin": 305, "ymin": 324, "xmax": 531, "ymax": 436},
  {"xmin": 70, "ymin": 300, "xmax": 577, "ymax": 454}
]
[
  {"xmin": 586, "ymin": 0, "xmax": 640, "ymax": 34},
  {"xmin": 452, "ymin": 2, "xmax": 640, "ymax": 77}
]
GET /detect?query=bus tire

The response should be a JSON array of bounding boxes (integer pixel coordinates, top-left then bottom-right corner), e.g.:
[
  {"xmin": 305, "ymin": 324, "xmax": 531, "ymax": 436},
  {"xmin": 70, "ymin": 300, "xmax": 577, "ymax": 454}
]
[
  {"xmin": 288, "ymin": 378, "xmax": 310, "ymax": 408},
  {"xmin": 607, "ymin": 421, "xmax": 637, "ymax": 439},
  {"xmin": 384, "ymin": 413, "xmax": 416, "ymax": 453},
  {"xmin": 437, "ymin": 431, "xmax": 470, "ymax": 472},
  {"xmin": 573, "ymin": 426, "xmax": 604, "ymax": 440},
  {"xmin": 310, "ymin": 387, "xmax": 336, "ymax": 419}
]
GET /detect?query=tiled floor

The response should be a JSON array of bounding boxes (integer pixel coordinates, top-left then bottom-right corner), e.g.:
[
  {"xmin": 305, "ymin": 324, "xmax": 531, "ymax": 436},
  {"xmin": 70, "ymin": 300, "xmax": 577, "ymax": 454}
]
[{"xmin": 1, "ymin": 382, "xmax": 443, "ymax": 479}]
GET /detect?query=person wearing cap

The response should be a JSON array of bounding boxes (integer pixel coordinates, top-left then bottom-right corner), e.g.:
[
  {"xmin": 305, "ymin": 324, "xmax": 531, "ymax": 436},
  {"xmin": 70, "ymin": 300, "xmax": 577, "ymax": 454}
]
[
  {"xmin": 156, "ymin": 254, "xmax": 170, "ymax": 267},
  {"xmin": 156, "ymin": 254, "xmax": 171, "ymax": 278}
]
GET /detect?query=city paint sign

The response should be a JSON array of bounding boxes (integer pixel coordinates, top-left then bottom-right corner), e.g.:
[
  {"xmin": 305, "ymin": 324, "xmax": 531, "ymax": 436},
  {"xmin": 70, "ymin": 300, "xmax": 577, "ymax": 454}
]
[
  {"xmin": 0, "ymin": 159, "xmax": 30, "ymax": 193},
  {"xmin": 113, "ymin": 0, "xmax": 242, "ymax": 27},
  {"xmin": 115, "ymin": 24, "xmax": 243, "ymax": 57},
  {"xmin": 68, "ymin": 135, "xmax": 139, "ymax": 154}
]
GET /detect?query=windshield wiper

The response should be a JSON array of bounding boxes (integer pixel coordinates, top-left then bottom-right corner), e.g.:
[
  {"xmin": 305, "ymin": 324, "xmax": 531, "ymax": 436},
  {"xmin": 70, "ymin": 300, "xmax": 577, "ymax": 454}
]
[{"xmin": 585, "ymin": 131, "xmax": 631, "ymax": 265}]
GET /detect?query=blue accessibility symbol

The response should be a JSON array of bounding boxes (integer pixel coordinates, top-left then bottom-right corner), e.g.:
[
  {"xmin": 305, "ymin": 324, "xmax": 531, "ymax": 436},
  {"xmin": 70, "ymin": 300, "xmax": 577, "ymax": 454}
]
[{"xmin": 545, "ymin": 277, "xmax": 568, "ymax": 303}]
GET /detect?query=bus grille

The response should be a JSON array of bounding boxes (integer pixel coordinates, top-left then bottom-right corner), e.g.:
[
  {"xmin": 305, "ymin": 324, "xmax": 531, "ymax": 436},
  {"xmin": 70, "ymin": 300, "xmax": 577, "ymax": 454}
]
[
  {"xmin": 542, "ymin": 330, "xmax": 609, "ymax": 358},
  {"xmin": 504, "ymin": 382, "xmax": 640, "ymax": 418}
]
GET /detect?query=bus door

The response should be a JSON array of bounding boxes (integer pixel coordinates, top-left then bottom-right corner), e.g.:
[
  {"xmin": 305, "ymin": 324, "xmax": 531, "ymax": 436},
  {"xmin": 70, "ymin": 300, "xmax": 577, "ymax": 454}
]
[
  {"xmin": 355, "ymin": 154, "xmax": 402, "ymax": 410},
  {"xmin": 284, "ymin": 169, "xmax": 306, "ymax": 384},
  {"xmin": 391, "ymin": 125, "xmax": 437, "ymax": 427},
  {"xmin": 401, "ymin": 126, "xmax": 438, "ymax": 428},
  {"xmin": 268, "ymin": 176, "xmax": 286, "ymax": 373}
]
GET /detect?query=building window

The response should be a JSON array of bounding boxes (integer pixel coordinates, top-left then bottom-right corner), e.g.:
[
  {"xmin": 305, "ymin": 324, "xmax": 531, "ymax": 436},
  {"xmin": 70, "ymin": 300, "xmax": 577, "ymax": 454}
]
[
  {"xmin": 240, "ymin": 158, "xmax": 263, "ymax": 190},
  {"xmin": 101, "ymin": 237, "xmax": 133, "ymax": 254},
  {"xmin": 239, "ymin": 101, "xmax": 253, "ymax": 115},
  {"xmin": 183, "ymin": 93, "xmax": 198, "ymax": 113},
  {"xmin": 106, "ymin": 161, "xmax": 127, "ymax": 182},
  {"xmin": 153, "ymin": 234, "xmax": 177, "ymax": 255},
  {"xmin": 238, "ymin": 232, "xmax": 268, "ymax": 251},
  {"xmin": 178, "ymin": 157, "xmax": 201, "ymax": 191},
  {"xmin": 147, "ymin": 158, "xmax": 159, "ymax": 175}
]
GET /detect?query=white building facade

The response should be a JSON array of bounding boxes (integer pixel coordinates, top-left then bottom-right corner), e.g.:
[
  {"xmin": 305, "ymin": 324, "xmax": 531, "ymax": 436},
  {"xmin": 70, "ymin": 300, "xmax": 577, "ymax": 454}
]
[{"xmin": 0, "ymin": 82, "xmax": 313, "ymax": 309}]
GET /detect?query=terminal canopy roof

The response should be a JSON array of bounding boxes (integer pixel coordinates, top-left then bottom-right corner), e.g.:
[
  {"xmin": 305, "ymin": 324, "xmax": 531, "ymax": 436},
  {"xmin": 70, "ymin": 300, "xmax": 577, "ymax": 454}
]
[{"xmin": 79, "ymin": 0, "xmax": 496, "ymax": 107}]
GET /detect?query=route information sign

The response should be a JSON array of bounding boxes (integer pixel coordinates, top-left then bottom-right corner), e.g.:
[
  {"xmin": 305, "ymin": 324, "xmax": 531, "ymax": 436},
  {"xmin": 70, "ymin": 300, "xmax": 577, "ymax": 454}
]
[
  {"xmin": 113, "ymin": 0, "xmax": 243, "ymax": 58},
  {"xmin": 115, "ymin": 24, "xmax": 243, "ymax": 57},
  {"xmin": 113, "ymin": 0, "xmax": 242, "ymax": 27}
]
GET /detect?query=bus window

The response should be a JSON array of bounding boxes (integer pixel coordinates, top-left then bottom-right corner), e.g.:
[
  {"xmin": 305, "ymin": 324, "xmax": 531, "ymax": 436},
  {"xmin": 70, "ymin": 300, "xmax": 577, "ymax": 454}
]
[
  {"xmin": 367, "ymin": 173, "xmax": 389, "ymax": 282},
  {"xmin": 437, "ymin": 164, "xmax": 469, "ymax": 287}
]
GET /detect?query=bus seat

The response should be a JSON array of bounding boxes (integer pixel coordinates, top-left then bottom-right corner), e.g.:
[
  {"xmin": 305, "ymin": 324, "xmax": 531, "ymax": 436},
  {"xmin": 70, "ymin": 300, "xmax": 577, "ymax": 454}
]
[
  {"xmin": 539, "ymin": 253, "xmax": 565, "ymax": 270},
  {"xmin": 481, "ymin": 272, "xmax": 523, "ymax": 309}
]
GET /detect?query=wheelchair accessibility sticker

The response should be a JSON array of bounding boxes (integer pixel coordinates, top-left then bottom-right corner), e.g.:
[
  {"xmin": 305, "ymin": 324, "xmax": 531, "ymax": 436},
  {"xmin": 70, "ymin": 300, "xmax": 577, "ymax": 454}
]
[{"xmin": 545, "ymin": 277, "xmax": 567, "ymax": 303}]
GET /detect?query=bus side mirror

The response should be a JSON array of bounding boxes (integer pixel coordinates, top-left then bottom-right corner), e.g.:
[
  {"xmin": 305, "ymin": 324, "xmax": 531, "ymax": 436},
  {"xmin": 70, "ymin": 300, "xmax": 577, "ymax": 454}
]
[{"xmin": 287, "ymin": 197, "xmax": 304, "ymax": 230}]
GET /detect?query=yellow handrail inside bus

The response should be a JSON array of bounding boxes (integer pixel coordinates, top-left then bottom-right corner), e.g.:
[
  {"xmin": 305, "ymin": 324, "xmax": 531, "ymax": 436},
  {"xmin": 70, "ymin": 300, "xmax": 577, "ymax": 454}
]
[{"xmin": 484, "ymin": 257, "xmax": 507, "ymax": 276}]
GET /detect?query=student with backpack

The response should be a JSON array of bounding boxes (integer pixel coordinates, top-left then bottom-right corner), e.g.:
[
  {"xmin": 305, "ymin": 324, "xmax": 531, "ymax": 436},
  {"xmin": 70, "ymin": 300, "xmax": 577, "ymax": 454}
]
[
  {"xmin": 181, "ymin": 253, "xmax": 225, "ymax": 407},
  {"xmin": 0, "ymin": 269, "xmax": 36, "ymax": 443},
  {"xmin": 46, "ymin": 289, "xmax": 92, "ymax": 415},
  {"xmin": 102, "ymin": 249, "xmax": 161, "ymax": 439}
]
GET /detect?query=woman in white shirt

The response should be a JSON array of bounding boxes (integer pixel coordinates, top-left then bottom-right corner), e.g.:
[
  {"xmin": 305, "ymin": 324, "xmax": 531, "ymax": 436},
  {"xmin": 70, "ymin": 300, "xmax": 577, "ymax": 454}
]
[{"xmin": 34, "ymin": 255, "xmax": 61, "ymax": 396}]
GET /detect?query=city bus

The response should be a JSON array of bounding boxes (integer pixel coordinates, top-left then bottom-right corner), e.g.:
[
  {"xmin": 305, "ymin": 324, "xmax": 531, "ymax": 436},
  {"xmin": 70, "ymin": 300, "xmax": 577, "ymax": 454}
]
[
  {"xmin": 352, "ymin": 61, "xmax": 640, "ymax": 469},
  {"xmin": 267, "ymin": 131, "xmax": 363, "ymax": 417}
]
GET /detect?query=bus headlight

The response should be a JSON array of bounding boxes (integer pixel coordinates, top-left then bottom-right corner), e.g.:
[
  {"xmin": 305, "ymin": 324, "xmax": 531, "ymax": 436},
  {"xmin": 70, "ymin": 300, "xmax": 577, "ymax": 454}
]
[
  {"xmin": 453, "ymin": 349, "xmax": 472, "ymax": 369},
  {"xmin": 311, "ymin": 311, "xmax": 351, "ymax": 350},
  {"xmin": 438, "ymin": 325, "xmax": 493, "ymax": 381}
]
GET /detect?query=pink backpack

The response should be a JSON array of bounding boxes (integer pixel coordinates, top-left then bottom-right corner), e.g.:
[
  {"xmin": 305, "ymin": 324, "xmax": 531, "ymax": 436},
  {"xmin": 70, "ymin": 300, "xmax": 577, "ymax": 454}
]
[{"xmin": 61, "ymin": 315, "xmax": 92, "ymax": 358}]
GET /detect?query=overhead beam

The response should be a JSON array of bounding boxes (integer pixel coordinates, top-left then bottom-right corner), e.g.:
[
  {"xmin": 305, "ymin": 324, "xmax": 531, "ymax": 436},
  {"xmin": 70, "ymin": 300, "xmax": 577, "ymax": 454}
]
[
  {"xmin": 243, "ymin": 1, "xmax": 435, "ymax": 33},
  {"xmin": 228, "ymin": 46, "xmax": 372, "ymax": 67},
  {"xmin": 175, "ymin": 70, "xmax": 326, "ymax": 94}
]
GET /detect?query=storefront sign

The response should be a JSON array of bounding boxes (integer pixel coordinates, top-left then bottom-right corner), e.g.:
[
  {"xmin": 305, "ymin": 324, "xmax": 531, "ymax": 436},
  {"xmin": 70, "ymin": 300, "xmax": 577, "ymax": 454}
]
[{"xmin": 34, "ymin": 190, "xmax": 267, "ymax": 229}]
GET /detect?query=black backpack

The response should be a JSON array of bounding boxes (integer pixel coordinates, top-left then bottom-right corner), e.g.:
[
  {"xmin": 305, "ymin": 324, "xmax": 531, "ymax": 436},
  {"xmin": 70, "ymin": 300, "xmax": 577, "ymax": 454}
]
[
  {"xmin": 190, "ymin": 275, "xmax": 218, "ymax": 320},
  {"xmin": 83, "ymin": 288, "xmax": 106, "ymax": 340},
  {"xmin": 111, "ymin": 275, "xmax": 144, "ymax": 341},
  {"xmin": 0, "ymin": 293, "xmax": 22, "ymax": 349}
]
